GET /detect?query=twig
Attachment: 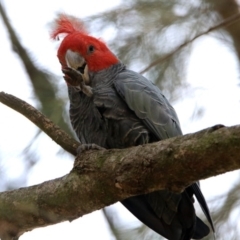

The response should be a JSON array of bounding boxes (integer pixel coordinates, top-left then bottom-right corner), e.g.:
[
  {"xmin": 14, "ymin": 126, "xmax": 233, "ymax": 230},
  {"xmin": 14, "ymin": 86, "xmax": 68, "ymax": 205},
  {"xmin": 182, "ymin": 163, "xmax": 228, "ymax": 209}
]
[
  {"xmin": 140, "ymin": 12, "xmax": 240, "ymax": 74},
  {"xmin": 0, "ymin": 92, "xmax": 80, "ymax": 155}
]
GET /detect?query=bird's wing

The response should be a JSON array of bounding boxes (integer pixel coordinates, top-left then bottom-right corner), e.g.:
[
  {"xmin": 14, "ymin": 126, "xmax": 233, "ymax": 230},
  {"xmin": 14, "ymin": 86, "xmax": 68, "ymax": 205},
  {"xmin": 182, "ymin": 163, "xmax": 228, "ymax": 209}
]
[
  {"xmin": 114, "ymin": 69, "xmax": 182, "ymax": 140},
  {"xmin": 114, "ymin": 69, "xmax": 212, "ymax": 239}
]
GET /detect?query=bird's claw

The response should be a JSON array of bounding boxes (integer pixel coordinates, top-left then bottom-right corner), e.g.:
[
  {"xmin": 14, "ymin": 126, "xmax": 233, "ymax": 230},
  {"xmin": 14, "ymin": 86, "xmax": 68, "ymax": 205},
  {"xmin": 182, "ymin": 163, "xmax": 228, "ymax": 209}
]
[
  {"xmin": 77, "ymin": 143, "xmax": 105, "ymax": 155},
  {"xmin": 63, "ymin": 67, "xmax": 83, "ymax": 86},
  {"xmin": 62, "ymin": 67, "xmax": 93, "ymax": 97}
]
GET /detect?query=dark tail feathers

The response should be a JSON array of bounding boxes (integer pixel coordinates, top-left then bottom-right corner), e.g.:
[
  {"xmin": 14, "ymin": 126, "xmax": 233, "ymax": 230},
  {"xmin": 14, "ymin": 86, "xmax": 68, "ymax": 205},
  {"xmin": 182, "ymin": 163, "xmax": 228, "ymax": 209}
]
[{"xmin": 191, "ymin": 183, "xmax": 215, "ymax": 234}]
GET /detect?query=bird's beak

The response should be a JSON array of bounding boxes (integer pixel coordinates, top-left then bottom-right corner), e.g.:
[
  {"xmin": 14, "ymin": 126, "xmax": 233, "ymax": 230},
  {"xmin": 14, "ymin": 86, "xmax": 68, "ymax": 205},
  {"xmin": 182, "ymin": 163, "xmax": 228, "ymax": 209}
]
[{"xmin": 65, "ymin": 50, "xmax": 90, "ymax": 84}]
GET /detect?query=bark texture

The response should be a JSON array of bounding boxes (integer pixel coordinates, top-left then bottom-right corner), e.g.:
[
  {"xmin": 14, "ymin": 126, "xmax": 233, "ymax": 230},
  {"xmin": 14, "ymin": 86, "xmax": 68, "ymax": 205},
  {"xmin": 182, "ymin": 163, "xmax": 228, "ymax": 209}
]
[{"xmin": 0, "ymin": 124, "xmax": 240, "ymax": 239}]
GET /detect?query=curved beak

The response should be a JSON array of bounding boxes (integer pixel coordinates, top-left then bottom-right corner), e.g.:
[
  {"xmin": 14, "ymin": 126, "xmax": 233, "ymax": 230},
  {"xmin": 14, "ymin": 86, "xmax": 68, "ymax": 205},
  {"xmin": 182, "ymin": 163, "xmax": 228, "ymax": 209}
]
[{"xmin": 65, "ymin": 50, "xmax": 90, "ymax": 84}]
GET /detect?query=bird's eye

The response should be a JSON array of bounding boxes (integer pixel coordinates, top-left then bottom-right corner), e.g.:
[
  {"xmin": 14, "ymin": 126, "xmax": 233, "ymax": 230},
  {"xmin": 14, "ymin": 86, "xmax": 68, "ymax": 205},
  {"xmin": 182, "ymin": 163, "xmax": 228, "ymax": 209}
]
[{"xmin": 88, "ymin": 45, "xmax": 94, "ymax": 53}]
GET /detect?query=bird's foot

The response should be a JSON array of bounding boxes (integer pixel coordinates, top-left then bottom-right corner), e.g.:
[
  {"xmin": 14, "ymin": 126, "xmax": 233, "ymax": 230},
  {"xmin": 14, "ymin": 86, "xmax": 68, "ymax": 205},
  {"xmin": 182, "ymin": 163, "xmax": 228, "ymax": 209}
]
[
  {"xmin": 62, "ymin": 67, "xmax": 93, "ymax": 97},
  {"xmin": 77, "ymin": 143, "xmax": 104, "ymax": 155},
  {"xmin": 63, "ymin": 67, "xmax": 83, "ymax": 86},
  {"xmin": 74, "ymin": 144, "xmax": 105, "ymax": 169}
]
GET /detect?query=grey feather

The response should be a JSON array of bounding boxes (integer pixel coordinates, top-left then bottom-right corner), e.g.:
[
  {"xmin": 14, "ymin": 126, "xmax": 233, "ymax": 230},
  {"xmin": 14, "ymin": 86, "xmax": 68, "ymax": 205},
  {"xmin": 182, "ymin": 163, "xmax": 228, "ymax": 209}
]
[{"xmin": 113, "ymin": 69, "xmax": 182, "ymax": 140}]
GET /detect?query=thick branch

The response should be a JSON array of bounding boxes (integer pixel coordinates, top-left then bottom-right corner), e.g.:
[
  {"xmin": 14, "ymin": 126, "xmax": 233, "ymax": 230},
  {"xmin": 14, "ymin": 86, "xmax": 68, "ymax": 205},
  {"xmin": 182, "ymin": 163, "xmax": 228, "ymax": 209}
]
[
  {"xmin": 0, "ymin": 91, "xmax": 79, "ymax": 155},
  {"xmin": 1, "ymin": 124, "xmax": 240, "ymax": 239}
]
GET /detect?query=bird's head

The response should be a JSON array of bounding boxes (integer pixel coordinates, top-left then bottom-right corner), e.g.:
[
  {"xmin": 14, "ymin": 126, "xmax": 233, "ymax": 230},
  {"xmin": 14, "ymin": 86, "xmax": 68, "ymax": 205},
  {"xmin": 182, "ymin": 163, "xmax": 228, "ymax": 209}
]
[{"xmin": 51, "ymin": 14, "xmax": 119, "ymax": 73}]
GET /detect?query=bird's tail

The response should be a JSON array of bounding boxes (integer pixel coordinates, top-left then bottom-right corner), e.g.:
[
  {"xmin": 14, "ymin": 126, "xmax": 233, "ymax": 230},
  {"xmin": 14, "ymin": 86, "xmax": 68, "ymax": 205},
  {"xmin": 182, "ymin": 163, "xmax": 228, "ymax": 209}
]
[{"xmin": 191, "ymin": 183, "xmax": 215, "ymax": 236}]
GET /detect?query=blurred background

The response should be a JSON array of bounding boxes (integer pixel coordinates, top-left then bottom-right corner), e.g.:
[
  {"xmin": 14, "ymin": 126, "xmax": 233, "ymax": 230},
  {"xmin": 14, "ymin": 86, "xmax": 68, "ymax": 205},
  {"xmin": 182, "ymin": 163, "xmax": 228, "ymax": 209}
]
[{"xmin": 1, "ymin": 0, "xmax": 240, "ymax": 239}]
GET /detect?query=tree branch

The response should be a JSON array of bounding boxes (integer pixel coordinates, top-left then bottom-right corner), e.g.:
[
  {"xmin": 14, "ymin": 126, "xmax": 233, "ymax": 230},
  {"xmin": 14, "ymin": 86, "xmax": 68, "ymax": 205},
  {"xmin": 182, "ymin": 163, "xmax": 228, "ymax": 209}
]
[
  {"xmin": 1, "ymin": 93, "xmax": 240, "ymax": 239},
  {"xmin": 0, "ymin": 120, "xmax": 240, "ymax": 238},
  {"xmin": 0, "ymin": 91, "xmax": 79, "ymax": 155}
]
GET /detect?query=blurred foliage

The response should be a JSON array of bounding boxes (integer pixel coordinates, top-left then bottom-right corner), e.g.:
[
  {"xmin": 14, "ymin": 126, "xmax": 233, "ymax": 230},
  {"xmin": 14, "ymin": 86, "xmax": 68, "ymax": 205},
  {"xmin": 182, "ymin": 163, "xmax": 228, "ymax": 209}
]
[
  {"xmin": 0, "ymin": 2, "xmax": 74, "ymax": 189},
  {"xmin": 0, "ymin": 4, "xmax": 72, "ymax": 136},
  {"xmin": 1, "ymin": 0, "xmax": 240, "ymax": 239}
]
